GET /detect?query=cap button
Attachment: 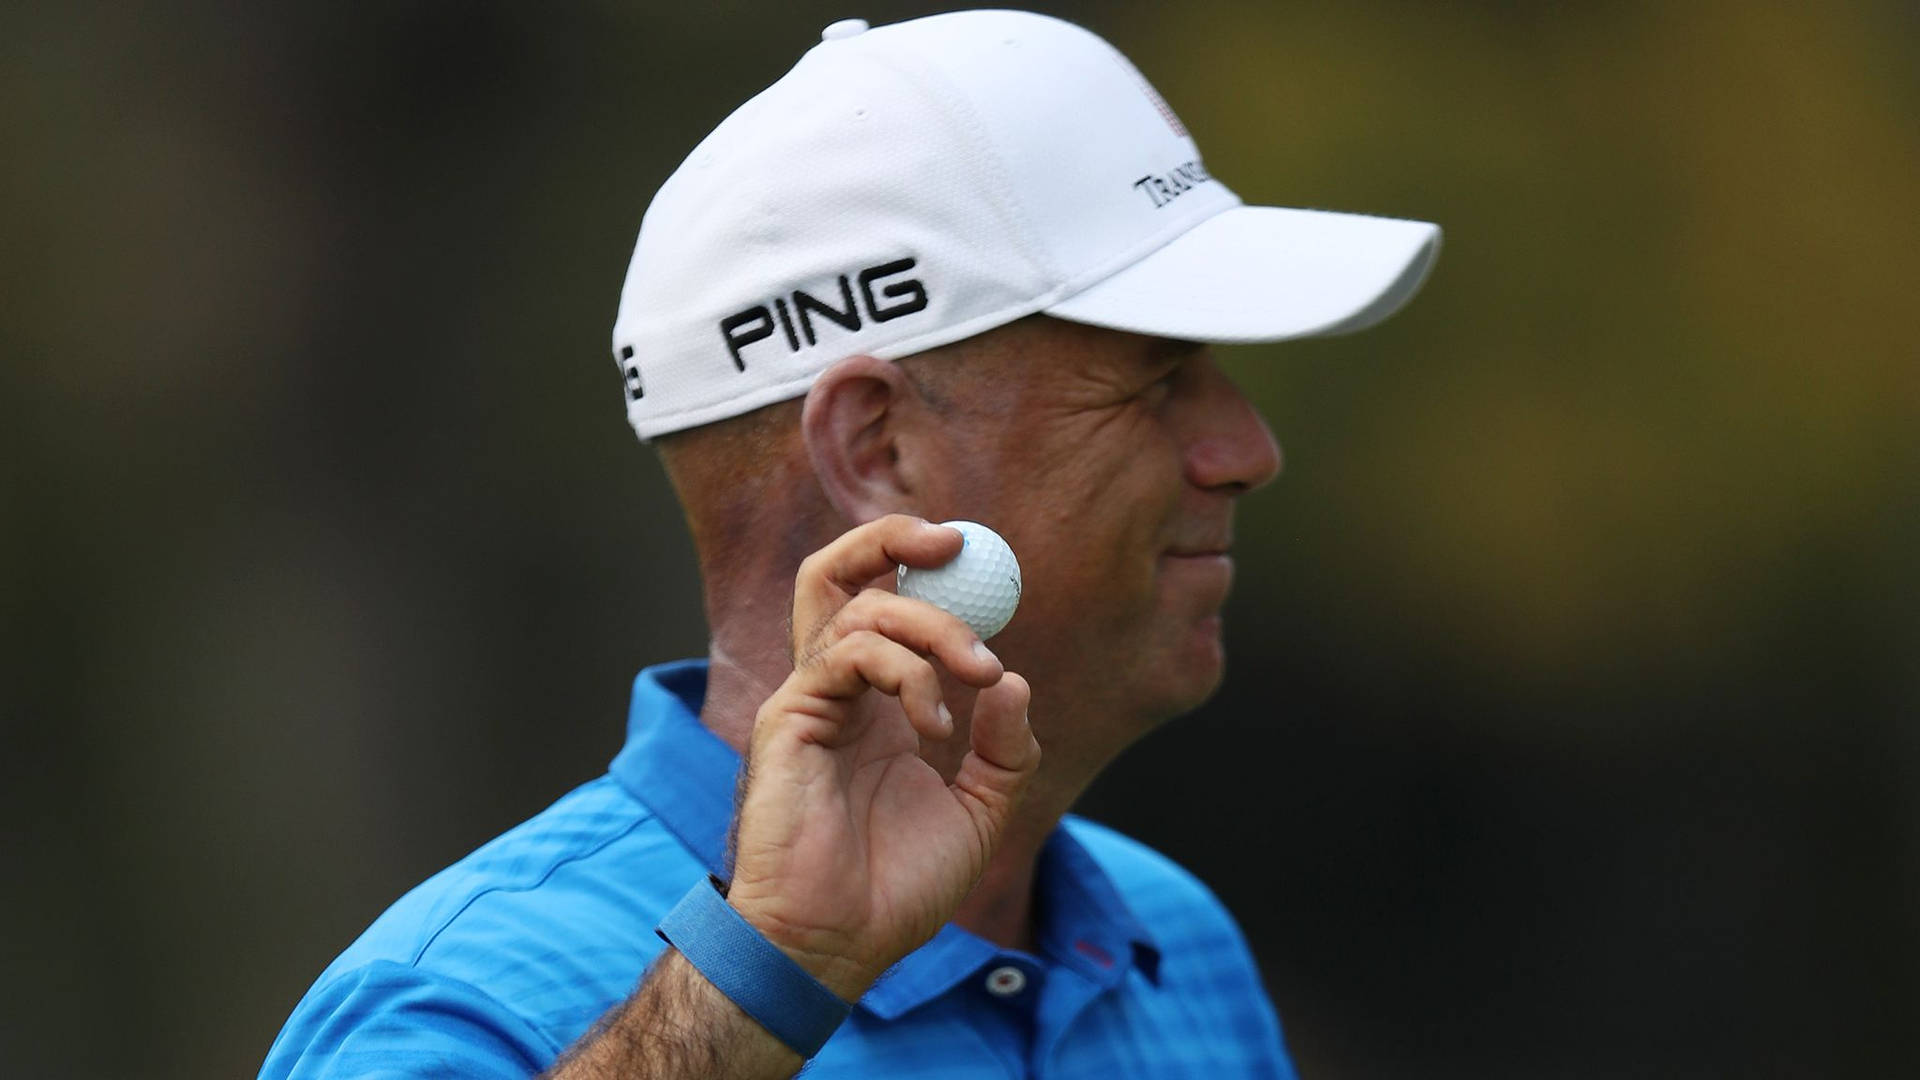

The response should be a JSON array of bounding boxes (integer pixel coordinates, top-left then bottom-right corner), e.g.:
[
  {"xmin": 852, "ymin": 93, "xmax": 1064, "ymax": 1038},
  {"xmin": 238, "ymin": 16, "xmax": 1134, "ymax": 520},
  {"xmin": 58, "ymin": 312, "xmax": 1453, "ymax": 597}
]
[{"xmin": 821, "ymin": 18, "xmax": 869, "ymax": 41}]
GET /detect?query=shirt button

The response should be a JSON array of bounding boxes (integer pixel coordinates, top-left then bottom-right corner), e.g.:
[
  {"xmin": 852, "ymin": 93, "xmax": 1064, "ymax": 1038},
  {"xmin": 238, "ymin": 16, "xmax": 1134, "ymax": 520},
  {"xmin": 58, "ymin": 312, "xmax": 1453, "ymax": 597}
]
[{"xmin": 984, "ymin": 965, "xmax": 1028, "ymax": 997}]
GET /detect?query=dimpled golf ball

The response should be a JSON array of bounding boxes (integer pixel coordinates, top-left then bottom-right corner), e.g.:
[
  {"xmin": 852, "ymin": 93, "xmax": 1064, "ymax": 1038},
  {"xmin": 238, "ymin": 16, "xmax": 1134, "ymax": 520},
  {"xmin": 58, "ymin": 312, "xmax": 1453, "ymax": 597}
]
[{"xmin": 896, "ymin": 520, "xmax": 1022, "ymax": 640}]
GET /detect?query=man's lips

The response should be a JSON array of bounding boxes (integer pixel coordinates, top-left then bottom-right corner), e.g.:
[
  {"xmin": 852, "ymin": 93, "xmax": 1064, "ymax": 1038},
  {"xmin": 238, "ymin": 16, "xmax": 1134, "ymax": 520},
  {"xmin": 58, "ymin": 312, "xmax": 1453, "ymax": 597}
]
[
  {"xmin": 1160, "ymin": 544, "xmax": 1235, "ymax": 612},
  {"xmin": 1165, "ymin": 522, "xmax": 1233, "ymax": 559}
]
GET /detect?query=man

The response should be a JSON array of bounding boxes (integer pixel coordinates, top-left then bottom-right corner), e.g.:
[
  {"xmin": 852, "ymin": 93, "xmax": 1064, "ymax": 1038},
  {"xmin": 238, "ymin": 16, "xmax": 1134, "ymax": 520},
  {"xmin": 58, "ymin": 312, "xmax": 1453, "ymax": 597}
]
[{"xmin": 262, "ymin": 10, "xmax": 1438, "ymax": 1078}]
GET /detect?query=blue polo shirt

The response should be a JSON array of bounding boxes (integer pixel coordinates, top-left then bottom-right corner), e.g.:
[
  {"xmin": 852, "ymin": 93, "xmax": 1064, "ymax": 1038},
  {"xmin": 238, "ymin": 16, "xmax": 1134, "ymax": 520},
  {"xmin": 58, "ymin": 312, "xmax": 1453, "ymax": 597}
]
[{"xmin": 261, "ymin": 660, "xmax": 1297, "ymax": 1078}]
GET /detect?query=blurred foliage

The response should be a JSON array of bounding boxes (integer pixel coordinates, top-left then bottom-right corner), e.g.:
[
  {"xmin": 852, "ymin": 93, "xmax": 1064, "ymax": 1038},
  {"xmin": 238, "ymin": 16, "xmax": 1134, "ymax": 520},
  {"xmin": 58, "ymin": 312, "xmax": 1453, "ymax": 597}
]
[{"xmin": 2, "ymin": 1, "xmax": 1914, "ymax": 1077}]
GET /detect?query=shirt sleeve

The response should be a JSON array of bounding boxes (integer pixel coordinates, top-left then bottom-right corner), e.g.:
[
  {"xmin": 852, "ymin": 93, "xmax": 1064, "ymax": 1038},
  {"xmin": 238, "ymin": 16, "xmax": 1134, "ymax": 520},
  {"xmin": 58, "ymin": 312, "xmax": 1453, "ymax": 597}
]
[{"xmin": 259, "ymin": 960, "xmax": 560, "ymax": 1080}]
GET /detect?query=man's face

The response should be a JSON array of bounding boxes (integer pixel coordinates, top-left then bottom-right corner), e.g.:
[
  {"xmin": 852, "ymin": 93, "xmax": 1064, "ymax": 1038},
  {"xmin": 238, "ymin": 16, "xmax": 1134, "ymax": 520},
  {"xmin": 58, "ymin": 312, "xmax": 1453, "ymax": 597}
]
[{"xmin": 910, "ymin": 318, "xmax": 1282, "ymax": 736}]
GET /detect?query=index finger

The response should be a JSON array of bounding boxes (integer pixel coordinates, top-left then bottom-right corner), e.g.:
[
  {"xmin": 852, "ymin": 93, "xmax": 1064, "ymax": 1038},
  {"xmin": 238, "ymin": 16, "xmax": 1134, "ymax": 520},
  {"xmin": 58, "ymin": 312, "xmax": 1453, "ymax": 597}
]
[{"xmin": 793, "ymin": 515, "xmax": 963, "ymax": 640}]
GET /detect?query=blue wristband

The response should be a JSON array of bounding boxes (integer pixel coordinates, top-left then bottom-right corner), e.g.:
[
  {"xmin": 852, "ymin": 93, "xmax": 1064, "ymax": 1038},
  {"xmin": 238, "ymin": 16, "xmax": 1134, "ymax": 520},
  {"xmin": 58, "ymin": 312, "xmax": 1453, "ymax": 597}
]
[{"xmin": 655, "ymin": 876, "xmax": 854, "ymax": 1058}]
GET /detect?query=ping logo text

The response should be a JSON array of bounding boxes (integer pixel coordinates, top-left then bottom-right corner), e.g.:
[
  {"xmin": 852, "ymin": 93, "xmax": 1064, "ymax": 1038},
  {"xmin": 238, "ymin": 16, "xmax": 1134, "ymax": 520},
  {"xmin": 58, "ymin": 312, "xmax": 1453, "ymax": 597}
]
[{"xmin": 718, "ymin": 258, "xmax": 929, "ymax": 371}]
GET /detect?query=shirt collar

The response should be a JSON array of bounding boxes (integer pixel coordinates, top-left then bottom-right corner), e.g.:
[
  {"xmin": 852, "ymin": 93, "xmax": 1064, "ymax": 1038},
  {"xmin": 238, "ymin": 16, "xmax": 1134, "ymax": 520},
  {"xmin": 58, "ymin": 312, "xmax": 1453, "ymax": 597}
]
[
  {"xmin": 1035, "ymin": 823, "xmax": 1164, "ymax": 987},
  {"xmin": 608, "ymin": 659, "xmax": 737, "ymax": 876},
  {"xmin": 855, "ymin": 824, "xmax": 1164, "ymax": 1019},
  {"xmin": 609, "ymin": 660, "xmax": 1162, "ymax": 1018}
]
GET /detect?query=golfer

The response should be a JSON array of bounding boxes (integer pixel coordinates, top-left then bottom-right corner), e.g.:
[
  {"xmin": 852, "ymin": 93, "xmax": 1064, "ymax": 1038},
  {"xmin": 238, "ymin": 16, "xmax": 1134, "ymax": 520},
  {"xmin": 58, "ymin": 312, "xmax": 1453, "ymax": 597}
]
[{"xmin": 262, "ymin": 10, "xmax": 1439, "ymax": 1078}]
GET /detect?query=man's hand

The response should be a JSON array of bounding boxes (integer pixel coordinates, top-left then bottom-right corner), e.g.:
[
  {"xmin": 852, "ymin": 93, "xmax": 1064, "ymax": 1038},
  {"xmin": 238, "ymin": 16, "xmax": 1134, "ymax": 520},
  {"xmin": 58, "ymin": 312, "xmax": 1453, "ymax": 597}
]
[
  {"xmin": 724, "ymin": 514, "xmax": 1039, "ymax": 1000},
  {"xmin": 547, "ymin": 516, "xmax": 1037, "ymax": 1079}
]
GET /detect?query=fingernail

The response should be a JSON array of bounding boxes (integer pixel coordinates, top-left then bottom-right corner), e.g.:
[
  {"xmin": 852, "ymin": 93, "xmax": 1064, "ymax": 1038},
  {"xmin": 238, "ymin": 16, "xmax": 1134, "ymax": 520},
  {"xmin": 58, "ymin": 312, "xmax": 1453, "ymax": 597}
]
[
  {"xmin": 972, "ymin": 640, "xmax": 998, "ymax": 665},
  {"xmin": 937, "ymin": 702, "xmax": 954, "ymax": 730}
]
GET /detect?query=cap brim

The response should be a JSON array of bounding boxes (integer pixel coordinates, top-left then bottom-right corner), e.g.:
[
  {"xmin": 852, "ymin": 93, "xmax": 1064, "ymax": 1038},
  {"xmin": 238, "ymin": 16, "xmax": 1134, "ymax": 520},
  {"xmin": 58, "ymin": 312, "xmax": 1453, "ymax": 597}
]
[{"xmin": 1043, "ymin": 205, "xmax": 1441, "ymax": 344}]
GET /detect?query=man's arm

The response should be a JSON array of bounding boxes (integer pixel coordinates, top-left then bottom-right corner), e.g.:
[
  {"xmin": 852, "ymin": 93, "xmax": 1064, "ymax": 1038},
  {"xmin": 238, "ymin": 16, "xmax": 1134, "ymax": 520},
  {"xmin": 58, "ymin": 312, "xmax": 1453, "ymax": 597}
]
[
  {"xmin": 547, "ymin": 516, "xmax": 1039, "ymax": 1078},
  {"xmin": 543, "ymin": 950, "xmax": 800, "ymax": 1079}
]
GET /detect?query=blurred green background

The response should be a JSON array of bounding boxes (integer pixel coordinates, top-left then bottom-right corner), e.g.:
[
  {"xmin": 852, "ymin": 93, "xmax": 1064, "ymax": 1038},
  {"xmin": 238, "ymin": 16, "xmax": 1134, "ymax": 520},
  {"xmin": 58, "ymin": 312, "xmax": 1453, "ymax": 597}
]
[{"xmin": 4, "ymin": 1, "xmax": 1915, "ymax": 1076}]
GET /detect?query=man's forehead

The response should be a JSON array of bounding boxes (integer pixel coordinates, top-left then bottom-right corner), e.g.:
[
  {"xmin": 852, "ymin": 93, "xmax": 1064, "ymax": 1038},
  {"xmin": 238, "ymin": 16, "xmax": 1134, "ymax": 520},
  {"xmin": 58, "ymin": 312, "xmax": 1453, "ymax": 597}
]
[
  {"xmin": 900, "ymin": 317, "xmax": 1207, "ymax": 412},
  {"xmin": 1039, "ymin": 321, "xmax": 1208, "ymax": 378},
  {"xmin": 990, "ymin": 316, "xmax": 1204, "ymax": 369}
]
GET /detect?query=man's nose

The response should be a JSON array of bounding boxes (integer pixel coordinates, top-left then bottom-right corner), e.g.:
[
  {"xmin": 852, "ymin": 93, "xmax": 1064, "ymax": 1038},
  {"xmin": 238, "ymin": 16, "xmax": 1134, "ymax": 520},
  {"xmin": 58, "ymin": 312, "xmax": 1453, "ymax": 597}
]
[{"xmin": 1184, "ymin": 365, "xmax": 1283, "ymax": 494}]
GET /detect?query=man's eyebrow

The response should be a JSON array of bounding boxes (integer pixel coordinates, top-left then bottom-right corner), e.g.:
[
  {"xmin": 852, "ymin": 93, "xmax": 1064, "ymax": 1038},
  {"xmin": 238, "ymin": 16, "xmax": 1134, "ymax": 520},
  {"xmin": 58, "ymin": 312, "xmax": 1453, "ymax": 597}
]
[{"xmin": 1144, "ymin": 336, "xmax": 1206, "ymax": 366}]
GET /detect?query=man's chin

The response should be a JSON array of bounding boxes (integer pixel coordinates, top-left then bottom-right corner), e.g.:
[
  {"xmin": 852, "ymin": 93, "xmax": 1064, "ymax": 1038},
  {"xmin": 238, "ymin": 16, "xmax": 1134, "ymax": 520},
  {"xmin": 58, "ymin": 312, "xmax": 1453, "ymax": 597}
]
[{"xmin": 1144, "ymin": 615, "xmax": 1228, "ymax": 719}]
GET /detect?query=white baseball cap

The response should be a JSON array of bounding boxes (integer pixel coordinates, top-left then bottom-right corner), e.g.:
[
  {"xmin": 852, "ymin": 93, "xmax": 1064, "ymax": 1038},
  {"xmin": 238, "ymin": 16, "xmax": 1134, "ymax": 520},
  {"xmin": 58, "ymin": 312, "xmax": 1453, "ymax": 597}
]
[{"xmin": 612, "ymin": 10, "xmax": 1441, "ymax": 440}]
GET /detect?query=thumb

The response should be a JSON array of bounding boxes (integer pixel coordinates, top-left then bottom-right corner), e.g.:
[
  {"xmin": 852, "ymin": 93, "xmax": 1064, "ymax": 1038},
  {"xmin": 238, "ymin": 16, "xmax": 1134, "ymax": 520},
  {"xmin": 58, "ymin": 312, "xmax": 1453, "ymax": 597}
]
[{"xmin": 949, "ymin": 672, "xmax": 1040, "ymax": 838}]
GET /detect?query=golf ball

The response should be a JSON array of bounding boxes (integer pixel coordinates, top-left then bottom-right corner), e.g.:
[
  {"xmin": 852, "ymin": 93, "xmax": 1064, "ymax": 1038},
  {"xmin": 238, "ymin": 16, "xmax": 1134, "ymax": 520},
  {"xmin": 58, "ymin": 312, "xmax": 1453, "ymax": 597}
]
[{"xmin": 896, "ymin": 520, "xmax": 1022, "ymax": 640}]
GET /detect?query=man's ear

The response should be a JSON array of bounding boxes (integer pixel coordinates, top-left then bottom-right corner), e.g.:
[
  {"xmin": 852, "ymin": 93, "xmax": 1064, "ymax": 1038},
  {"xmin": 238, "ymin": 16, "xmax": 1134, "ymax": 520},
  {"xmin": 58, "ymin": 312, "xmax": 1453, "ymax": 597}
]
[{"xmin": 801, "ymin": 354, "xmax": 927, "ymax": 523}]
